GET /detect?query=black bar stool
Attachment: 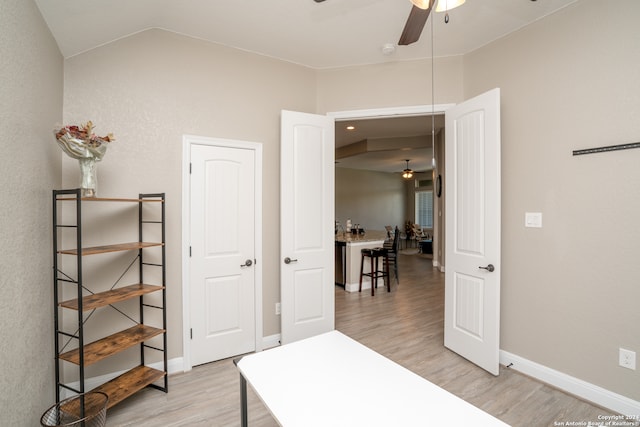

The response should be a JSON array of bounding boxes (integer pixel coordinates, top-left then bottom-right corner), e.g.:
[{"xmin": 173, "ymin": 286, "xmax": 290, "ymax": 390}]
[{"xmin": 358, "ymin": 247, "xmax": 390, "ymax": 296}]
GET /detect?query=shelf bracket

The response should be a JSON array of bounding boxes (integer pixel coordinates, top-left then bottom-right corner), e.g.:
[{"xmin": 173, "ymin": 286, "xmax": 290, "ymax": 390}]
[{"xmin": 573, "ymin": 141, "xmax": 640, "ymax": 156}]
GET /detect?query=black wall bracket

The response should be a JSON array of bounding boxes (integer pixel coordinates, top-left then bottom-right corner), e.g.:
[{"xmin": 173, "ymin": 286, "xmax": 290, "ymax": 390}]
[{"xmin": 573, "ymin": 142, "xmax": 640, "ymax": 156}]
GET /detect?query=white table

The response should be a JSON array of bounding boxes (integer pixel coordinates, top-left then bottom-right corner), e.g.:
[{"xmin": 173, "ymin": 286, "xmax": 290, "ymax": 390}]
[{"xmin": 235, "ymin": 331, "xmax": 510, "ymax": 426}]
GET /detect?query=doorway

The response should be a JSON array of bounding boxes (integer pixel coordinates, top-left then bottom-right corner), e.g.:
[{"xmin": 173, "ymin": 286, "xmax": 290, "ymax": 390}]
[
  {"xmin": 330, "ymin": 104, "xmax": 453, "ymax": 271},
  {"xmin": 330, "ymin": 90, "xmax": 502, "ymax": 376}
]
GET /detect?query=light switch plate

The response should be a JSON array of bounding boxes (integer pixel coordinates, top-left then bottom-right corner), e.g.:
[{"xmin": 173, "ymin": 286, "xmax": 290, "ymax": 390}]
[{"xmin": 525, "ymin": 212, "xmax": 542, "ymax": 228}]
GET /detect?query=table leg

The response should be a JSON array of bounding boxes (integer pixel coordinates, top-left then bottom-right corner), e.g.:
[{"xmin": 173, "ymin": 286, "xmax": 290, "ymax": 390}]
[
  {"xmin": 239, "ymin": 373, "xmax": 248, "ymax": 427},
  {"xmin": 234, "ymin": 357, "xmax": 248, "ymax": 427}
]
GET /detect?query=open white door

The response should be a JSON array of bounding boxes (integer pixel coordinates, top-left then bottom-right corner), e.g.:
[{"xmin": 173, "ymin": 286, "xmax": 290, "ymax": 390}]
[
  {"xmin": 280, "ymin": 110, "xmax": 335, "ymax": 344},
  {"xmin": 444, "ymin": 88, "xmax": 501, "ymax": 375}
]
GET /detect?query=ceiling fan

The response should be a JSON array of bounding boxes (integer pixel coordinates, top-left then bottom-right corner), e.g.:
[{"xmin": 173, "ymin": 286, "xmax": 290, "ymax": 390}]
[
  {"xmin": 401, "ymin": 159, "xmax": 429, "ymax": 179},
  {"xmin": 313, "ymin": 0, "xmax": 465, "ymax": 46},
  {"xmin": 399, "ymin": 0, "xmax": 465, "ymax": 45}
]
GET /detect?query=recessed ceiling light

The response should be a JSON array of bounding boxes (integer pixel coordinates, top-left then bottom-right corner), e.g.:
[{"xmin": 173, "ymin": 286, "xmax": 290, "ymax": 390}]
[{"xmin": 346, "ymin": 125, "xmax": 355, "ymax": 131}]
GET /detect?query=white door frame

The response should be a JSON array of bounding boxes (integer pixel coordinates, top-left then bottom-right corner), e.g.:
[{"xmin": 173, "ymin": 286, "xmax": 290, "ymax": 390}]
[
  {"xmin": 328, "ymin": 104, "xmax": 455, "ymax": 121},
  {"xmin": 181, "ymin": 134, "xmax": 263, "ymax": 372}
]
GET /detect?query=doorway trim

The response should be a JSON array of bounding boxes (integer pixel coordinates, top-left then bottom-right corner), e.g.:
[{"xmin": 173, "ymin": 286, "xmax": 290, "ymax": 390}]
[
  {"xmin": 181, "ymin": 134, "xmax": 263, "ymax": 372},
  {"xmin": 328, "ymin": 104, "xmax": 455, "ymax": 121}
]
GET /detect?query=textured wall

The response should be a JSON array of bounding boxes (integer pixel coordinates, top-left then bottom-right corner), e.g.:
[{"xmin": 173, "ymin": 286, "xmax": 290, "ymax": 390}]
[
  {"xmin": 0, "ymin": 0, "xmax": 63, "ymax": 424},
  {"xmin": 62, "ymin": 29, "xmax": 317, "ymax": 366},
  {"xmin": 464, "ymin": 0, "xmax": 640, "ymax": 400}
]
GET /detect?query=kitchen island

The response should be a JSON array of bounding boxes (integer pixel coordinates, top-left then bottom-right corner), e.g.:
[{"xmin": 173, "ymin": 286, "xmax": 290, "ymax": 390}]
[{"xmin": 335, "ymin": 230, "xmax": 388, "ymax": 292}]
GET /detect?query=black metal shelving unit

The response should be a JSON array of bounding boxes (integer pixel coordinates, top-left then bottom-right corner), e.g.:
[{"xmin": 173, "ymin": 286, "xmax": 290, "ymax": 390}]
[{"xmin": 52, "ymin": 189, "xmax": 168, "ymax": 409}]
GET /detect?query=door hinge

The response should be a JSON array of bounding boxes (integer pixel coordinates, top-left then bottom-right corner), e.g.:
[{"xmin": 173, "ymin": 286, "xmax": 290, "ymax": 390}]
[
  {"xmin": 189, "ymin": 162, "xmax": 192, "ymax": 174},
  {"xmin": 190, "ymin": 328, "xmax": 193, "ymax": 339},
  {"xmin": 189, "ymin": 246, "xmax": 192, "ymax": 257}
]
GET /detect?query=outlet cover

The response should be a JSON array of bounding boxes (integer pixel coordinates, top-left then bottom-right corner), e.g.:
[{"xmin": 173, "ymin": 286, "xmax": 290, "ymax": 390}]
[{"xmin": 619, "ymin": 348, "xmax": 636, "ymax": 370}]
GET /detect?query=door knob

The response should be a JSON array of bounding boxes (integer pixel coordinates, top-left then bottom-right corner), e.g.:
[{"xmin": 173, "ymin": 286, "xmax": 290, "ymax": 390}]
[
  {"xmin": 284, "ymin": 257, "xmax": 298, "ymax": 264},
  {"xmin": 240, "ymin": 259, "xmax": 253, "ymax": 268},
  {"xmin": 478, "ymin": 264, "xmax": 495, "ymax": 272}
]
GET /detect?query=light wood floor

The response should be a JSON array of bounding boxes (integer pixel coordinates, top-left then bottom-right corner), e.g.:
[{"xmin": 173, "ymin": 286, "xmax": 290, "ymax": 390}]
[{"xmin": 106, "ymin": 253, "xmax": 615, "ymax": 426}]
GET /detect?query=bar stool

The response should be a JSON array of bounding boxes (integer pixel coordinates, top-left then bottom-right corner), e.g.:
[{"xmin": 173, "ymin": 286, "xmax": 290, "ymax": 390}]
[{"xmin": 359, "ymin": 247, "xmax": 390, "ymax": 296}]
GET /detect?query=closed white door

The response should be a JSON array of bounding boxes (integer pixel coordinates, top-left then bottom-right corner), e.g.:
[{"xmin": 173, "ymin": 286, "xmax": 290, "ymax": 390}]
[
  {"xmin": 280, "ymin": 110, "xmax": 335, "ymax": 344},
  {"xmin": 444, "ymin": 88, "xmax": 501, "ymax": 375},
  {"xmin": 190, "ymin": 143, "xmax": 256, "ymax": 366}
]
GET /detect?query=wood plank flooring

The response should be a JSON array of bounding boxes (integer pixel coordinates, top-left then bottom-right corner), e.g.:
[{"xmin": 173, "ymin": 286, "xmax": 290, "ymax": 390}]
[{"xmin": 106, "ymin": 252, "xmax": 616, "ymax": 426}]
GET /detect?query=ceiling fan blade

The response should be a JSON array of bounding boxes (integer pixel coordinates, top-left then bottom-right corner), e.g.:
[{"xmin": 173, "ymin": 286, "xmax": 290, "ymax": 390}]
[{"xmin": 398, "ymin": 4, "xmax": 432, "ymax": 46}]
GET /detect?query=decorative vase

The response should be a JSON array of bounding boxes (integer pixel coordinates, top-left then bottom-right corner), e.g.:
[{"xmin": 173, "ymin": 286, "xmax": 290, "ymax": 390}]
[{"xmin": 78, "ymin": 157, "xmax": 97, "ymax": 197}]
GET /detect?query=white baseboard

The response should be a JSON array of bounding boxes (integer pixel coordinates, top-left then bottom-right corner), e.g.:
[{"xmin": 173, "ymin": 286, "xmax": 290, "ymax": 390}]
[
  {"xmin": 500, "ymin": 350, "xmax": 640, "ymax": 416},
  {"xmin": 262, "ymin": 334, "xmax": 281, "ymax": 349},
  {"xmin": 166, "ymin": 357, "xmax": 184, "ymax": 374},
  {"xmin": 432, "ymin": 260, "xmax": 445, "ymax": 273},
  {"xmin": 345, "ymin": 282, "xmax": 359, "ymax": 293}
]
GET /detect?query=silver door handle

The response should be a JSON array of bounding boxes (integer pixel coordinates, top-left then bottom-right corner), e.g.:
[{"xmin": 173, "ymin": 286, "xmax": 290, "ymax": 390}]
[
  {"xmin": 240, "ymin": 259, "xmax": 253, "ymax": 268},
  {"xmin": 284, "ymin": 257, "xmax": 298, "ymax": 264},
  {"xmin": 478, "ymin": 264, "xmax": 495, "ymax": 272}
]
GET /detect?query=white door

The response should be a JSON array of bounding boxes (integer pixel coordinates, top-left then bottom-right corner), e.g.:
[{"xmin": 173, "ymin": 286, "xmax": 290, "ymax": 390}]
[
  {"xmin": 190, "ymin": 143, "xmax": 256, "ymax": 366},
  {"xmin": 280, "ymin": 110, "xmax": 335, "ymax": 344},
  {"xmin": 444, "ymin": 88, "xmax": 501, "ymax": 375}
]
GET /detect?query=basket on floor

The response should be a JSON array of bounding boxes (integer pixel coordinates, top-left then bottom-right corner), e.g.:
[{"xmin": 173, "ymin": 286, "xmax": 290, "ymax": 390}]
[{"xmin": 41, "ymin": 392, "xmax": 108, "ymax": 427}]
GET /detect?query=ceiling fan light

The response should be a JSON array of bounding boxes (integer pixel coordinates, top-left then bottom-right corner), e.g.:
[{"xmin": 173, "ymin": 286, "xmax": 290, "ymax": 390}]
[
  {"xmin": 410, "ymin": 0, "xmax": 432, "ymax": 10},
  {"xmin": 435, "ymin": 0, "xmax": 465, "ymax": 12},
  {"xmin": 402, "ymin": 159, "xmax": 414, "ymax": 179}
]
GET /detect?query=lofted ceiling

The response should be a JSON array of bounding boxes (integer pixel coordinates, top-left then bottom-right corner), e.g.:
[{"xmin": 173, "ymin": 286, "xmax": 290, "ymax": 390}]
[
  {"xmin": 35, "ymin": 0, "xmax": 577, "ymax": 69},
  {"xmin": 34, "ymin": 0, "xmax": 577, "ymax": 175}
]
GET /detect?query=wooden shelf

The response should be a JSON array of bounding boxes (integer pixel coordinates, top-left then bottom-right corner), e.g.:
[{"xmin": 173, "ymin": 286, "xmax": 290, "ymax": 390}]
[
  {"xmin": 59, "ymin": 284, "xmax": 164, "ymax": 311},
  {"xmin": 58, "ymin": 242, "xmax": 163, "ymax": 256},
  {"xmin": 92, "ymin": 365, "xmax": 166, "ymax": 409},
  {"xmin": 59, "ymin": 324, "xmax": 165, "ymax": 366},
  {"xmin": 56, "ymin": 196, "xmax": 163, "ymax": 203}
]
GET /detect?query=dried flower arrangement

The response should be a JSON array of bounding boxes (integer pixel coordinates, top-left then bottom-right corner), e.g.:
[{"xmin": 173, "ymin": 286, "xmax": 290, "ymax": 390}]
[
  {"xmin": 54, "ymin": 121, "xmax": 115, "ymax": 161},
  {"xmin": 54, "ymin": 121, "xmax": 115, "ymax": 197}
]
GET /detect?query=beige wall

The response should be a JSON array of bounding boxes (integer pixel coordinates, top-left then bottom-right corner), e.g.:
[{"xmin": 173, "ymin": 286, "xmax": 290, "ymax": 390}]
[
  {"xmin": 0, "ymin": 0, "xmax": 63, "ymax": 423},
  {"xmin": 463, "ymin": 0, "xmax": 640, "ymax": 400},
  {"xmin": 335, "ymin": 168, "xmax": 406, "ymax": 231},
  {"xmin": 62, "ymin": 29, "xmax": 318, "ymax": 367},
  {"xmin": 316, "ymin": 55, "xmax": 464, "ymax": 113}
]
